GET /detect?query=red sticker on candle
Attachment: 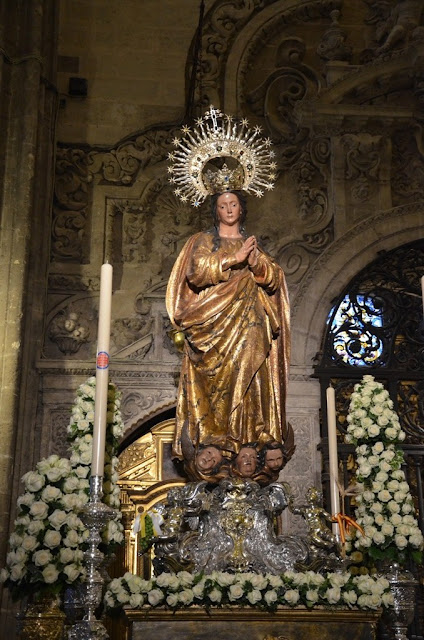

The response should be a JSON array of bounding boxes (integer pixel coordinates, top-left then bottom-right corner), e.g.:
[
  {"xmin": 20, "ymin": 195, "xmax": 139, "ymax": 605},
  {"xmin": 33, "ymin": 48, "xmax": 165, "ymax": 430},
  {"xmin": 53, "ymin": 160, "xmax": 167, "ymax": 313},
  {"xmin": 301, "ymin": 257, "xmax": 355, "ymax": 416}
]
[{"xmin": 96, "ymin": 351, "xmax": 109, "ymax": 369}]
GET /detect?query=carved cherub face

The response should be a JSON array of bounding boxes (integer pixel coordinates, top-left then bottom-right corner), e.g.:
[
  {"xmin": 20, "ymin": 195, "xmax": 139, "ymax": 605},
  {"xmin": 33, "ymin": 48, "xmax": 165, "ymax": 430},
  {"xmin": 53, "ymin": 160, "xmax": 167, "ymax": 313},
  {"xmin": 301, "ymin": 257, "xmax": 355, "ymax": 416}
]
[
  {"xmin": 264, "ymin": 447, "xmax": 284, "ymax": 472},
  {"xmin": 235, "ymin": 446, "xmax": 257, "ymax": 477},
  {"xmin": 195, "ymin": 446, "xmax": 223, "ymax": 473}
]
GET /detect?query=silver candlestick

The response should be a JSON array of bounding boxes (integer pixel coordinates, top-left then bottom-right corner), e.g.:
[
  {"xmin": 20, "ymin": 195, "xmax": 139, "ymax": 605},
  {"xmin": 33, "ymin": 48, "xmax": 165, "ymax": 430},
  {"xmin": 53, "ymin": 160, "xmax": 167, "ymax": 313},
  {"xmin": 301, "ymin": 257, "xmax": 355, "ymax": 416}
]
[{"xmin": 68, "ymin": 475, "xmax": 117, "ymax": 640}]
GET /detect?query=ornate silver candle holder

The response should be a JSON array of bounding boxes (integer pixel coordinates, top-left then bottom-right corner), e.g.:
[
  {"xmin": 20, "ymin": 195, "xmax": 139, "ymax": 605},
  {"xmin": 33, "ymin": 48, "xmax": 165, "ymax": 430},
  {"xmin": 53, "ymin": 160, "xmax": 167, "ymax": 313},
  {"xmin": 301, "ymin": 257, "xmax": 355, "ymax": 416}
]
[
  {"xmin": 382, "ymin": 562, "xmax": 418, "ymax": 640},
  {"xmin": 68, "ymin": 475, "xmax": 117, "ymax": 640}
]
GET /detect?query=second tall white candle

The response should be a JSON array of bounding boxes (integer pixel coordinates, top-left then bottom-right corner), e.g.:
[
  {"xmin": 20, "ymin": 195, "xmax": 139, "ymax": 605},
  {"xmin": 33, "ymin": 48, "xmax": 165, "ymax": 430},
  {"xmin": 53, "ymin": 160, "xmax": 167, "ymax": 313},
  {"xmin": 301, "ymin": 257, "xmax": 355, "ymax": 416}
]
[
  {"xmin": 91, "ymin": 263, "xmax": 113, "ymax": 478},
  {"xmin": 326, "ymin": 384, "xmax": 341, "ymax": 536}
]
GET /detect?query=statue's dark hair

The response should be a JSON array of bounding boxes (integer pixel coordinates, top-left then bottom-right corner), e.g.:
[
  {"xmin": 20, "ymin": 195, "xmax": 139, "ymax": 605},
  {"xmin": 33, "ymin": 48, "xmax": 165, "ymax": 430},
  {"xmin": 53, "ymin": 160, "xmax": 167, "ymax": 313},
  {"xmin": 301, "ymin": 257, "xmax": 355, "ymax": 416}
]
[{"xmin": 208, "ymin": 190, "xmax": 248, "ymax": 251}]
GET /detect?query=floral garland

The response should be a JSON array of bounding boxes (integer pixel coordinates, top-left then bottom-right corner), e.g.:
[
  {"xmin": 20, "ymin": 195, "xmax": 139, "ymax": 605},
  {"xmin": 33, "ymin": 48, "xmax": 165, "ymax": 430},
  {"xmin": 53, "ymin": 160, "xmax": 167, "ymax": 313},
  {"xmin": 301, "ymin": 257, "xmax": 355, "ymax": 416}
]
[
  {"xmin": 104, "ymin": 570, "xmax": 393, "ymax": 612},
  {"xmin": 345, "ymin": 375, "xmax": 423, "ymax": 566},
  {"xmin": 0, "ymin": 377, "xmax": 124, "ymax": 598}
]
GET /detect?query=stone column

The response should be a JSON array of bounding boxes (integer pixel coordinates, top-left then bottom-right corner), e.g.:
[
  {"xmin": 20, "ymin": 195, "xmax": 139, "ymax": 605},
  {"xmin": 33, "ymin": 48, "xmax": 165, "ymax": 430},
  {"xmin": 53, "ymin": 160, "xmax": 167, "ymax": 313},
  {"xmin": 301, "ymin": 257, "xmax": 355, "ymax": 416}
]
[{"xmin": 0, "ymin": 1, "xmax": 59, "ymax": 634}]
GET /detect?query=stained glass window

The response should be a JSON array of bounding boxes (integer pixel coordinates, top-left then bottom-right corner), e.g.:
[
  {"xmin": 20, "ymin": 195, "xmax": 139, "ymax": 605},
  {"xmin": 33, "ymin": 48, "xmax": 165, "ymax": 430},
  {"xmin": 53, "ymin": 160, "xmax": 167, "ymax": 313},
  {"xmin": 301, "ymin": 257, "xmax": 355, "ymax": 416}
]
[{"xmin": 328, "ymin": 293, "xmax": 384, "ymax": 367}]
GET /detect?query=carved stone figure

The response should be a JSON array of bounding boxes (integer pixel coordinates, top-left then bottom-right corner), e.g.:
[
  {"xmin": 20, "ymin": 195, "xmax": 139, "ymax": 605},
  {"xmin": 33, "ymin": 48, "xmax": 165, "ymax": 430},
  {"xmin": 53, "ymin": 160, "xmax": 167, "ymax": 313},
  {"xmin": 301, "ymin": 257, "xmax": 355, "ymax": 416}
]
[{"xmin": 375, "ymin": 0, "xmax": 423, "ymax": 54}]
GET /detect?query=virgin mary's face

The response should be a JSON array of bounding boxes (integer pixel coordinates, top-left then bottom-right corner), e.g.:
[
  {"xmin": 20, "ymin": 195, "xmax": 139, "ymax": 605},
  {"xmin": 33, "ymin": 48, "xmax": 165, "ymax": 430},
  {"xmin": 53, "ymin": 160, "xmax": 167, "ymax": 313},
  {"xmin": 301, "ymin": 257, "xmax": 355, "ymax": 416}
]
[{"xmin": 216, "ymin": 192, "xmax": 242, "ymax": 227}]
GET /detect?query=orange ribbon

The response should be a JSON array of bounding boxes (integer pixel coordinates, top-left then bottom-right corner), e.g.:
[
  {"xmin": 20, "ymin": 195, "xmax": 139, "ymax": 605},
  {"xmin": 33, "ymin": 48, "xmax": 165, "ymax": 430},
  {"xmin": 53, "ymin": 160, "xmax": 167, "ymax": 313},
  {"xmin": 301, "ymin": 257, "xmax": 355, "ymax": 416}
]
[{"xmin": 332, "ymin": 513, "xmax": 365, "ymax": 545}]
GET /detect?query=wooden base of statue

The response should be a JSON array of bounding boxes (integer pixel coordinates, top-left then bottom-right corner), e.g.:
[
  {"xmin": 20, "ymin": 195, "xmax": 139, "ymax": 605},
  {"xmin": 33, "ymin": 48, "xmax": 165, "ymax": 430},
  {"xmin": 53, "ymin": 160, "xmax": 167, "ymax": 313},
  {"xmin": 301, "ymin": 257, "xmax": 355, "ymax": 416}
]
[{"xmin": 124, "ymin": 607, "xmax": 381, "ymax": 640}]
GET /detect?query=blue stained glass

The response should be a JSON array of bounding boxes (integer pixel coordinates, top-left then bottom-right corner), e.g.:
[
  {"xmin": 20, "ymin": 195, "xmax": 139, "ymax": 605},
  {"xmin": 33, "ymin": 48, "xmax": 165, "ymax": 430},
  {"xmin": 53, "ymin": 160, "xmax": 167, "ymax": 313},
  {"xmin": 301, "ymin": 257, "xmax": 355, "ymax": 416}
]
[{"xmin": 328, "ymin": 294, "xmax": 384, "ymax": 367}]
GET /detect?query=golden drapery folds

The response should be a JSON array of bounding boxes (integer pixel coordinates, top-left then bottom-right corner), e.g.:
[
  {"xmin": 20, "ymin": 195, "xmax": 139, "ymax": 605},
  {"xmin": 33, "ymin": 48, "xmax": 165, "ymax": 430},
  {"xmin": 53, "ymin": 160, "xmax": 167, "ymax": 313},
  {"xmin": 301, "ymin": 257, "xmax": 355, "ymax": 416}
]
[{"xmin": 166, "ymin": 232, "xmax": 290, "ymax": 459}]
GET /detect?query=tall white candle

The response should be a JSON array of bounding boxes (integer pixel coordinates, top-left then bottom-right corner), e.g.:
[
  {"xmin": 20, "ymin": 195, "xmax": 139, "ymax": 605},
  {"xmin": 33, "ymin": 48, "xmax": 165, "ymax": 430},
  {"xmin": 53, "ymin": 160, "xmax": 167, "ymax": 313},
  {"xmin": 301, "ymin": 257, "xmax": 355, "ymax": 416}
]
[
  {"xmin": 421, "ymin": 276, "xmax": 424, "ymax": 317},
  {"xmin": 91, "ymin": 263, "xmax": 113, "ymax": 477},
  {"xmin": 326, "ymin": 385, "xmax": 341, "ymax": 536}
]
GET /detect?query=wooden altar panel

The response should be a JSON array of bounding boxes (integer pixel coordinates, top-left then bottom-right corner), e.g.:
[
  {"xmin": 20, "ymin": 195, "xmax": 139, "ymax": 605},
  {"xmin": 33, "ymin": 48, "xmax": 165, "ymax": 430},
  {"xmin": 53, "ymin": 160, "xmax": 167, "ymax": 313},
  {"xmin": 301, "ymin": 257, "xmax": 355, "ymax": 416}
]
[{"xmin": 125, "ymin": 608, "xmax": 381, "ymax": 640}]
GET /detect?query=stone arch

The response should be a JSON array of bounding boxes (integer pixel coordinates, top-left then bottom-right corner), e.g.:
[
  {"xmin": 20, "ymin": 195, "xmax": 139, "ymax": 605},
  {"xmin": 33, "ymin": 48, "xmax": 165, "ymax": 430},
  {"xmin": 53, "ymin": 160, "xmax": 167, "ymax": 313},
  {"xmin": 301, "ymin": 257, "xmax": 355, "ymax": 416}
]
[{"xmin": 289, "ymin": 202, "xmax": 424, "ymax": 371}]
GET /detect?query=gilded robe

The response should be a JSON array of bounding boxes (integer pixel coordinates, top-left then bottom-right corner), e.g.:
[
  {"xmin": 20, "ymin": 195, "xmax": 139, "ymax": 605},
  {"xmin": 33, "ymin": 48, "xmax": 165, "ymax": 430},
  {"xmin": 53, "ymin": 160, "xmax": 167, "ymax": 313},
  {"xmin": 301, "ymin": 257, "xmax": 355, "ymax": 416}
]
[{"xmin": 166, "ymin": 232, "xmax": 290, "ymax": 458}]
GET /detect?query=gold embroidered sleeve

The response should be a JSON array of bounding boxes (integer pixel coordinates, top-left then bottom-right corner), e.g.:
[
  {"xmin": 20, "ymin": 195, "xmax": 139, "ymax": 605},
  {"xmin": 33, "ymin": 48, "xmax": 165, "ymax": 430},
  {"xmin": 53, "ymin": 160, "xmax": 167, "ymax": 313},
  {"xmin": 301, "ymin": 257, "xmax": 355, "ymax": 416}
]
[
  {"xmin": 250, "ymin": 252, "xmax": 279, "ymax": 292},
  {"xmin": 187, "ymin": 237, "xmax": 237, "ymax": 287}
]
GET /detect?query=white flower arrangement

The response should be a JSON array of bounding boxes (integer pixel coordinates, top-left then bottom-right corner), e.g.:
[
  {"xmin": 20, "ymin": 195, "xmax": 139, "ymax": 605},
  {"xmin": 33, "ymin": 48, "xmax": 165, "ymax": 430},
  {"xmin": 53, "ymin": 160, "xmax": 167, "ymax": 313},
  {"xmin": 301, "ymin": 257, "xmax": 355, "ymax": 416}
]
[
  {"xmin": 0, "ymin": 377, "xmax": 124, "ymax": 598},
  {"xmin": 104, "ymin": 570, "xmax": 394, "ymax": 612},
  {"xmin": 345, "ymin": 375, "xmax": 423, "ymax": 566}
]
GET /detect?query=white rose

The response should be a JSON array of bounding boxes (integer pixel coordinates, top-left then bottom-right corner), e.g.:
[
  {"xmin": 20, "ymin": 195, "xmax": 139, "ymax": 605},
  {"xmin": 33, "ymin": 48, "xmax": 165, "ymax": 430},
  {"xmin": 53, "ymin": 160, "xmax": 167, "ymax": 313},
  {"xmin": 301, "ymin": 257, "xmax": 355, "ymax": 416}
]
[
  {"xmin": 378, "ymin": 490, "xmax": 391, "ymax": 502},
  {"xmin": 41, "ymin": 485, "xmax": 62, "ymax": 503},
  {"xmin": 192, "ymin": 580, "xmax": 206, "ymax": 598},
  {"xmin": 371, "ymin": 404, "xmax": 384, "ymax": 415},
  {"xmin": 250, "ymin": 574, "xmax": 268, "ymax": 590},
  {"xmin": 10, "ymin": 563, "xmax": 26, "ymax": 581},
  {"xmin": 63, "ymin": 530, "xmax": 80, "ymax": 547},
  {"xmin": 368, "ymin": 425, "xmax": 381, "ymax": 437},
  {"xmin": 382, "ymin": 450, "xmax": 395, "ymax": 462},
  {"xmin": 7, "ymin": 548, "xmax": 27, "ymax": 565},
  {"xmin": 29, "ymin": 501, "xmax": 49, "ymax": 520},
  {"xmin": 21, "ymin": 535, "xmax": 39, "ymax": 552},
  {"xmin": 17, "ymin": 492, "xmax": 35, "ymax": 509},
  {"xmin": 373, "ymin": 532, "xmax": 386, "ymax": 545},
  {"xmin": 63, "ymin": 563, "xmax": 81, "ymax": 582},
  {"xmin": 59, "ymin": 547, "xmax": 75, "ymax": 564},
  {"xmin": 268, "ymin": 575, "xmax": 283, "ymax": 588},
  {"xmin": 375, "ymin": 471, "xmax": 388, "ymax": 483},
  {"xmin": 177, "ymin": 571, "xmax": 194, "ymax": 587},
  {"xmin": 48, "ymin": 509, "xmax": 68, "ymax": 529},
  {"xmin": 410, "ymin": 532, "xmax": 424, "ymax": 548},
  {"xmin": 377, "ymin": 415, "xmax": 389, "ymax": 426},
  {"xmin": 22, "ymin": 470, "xmax": 45, "ymax": 493},
  {"xmin": 148, "ymin": 589, "xmax": 164, "ymax": 606},
  {"xmin": 247, "ymin": 589, "xmax": 262, "ymax": 605},
  {"xmin": 229, "ymin": 584, "xmax": 244, "ymax": 600},
  {"xmin": 342, "ymin": 590, "xmax": 357, "ymax": 605},
  {"xmin": 33, "ymin": 549, "xmax": 52, "ymax": 567},
  {"xmin": 374, "ymin": 514, "xmax": 385, "ymax": 526},
  {"xmin": 353, "ymin": 427, "xmax": 365, "ymax": 439},
  {"xmin": 63, "ymin": 476, "xmax": 80, "ymax": 493},
  {"xmin": 264, "ymin": 589, "xmax": 278, "ymax": 605},
  {"xmin": 307, "ymin": 572, "xmax": 325, "ymax": 586},
  {"xmin": 44, "ymin": 530, "xmax": 62, "ymax": 548},
  {"xmin": 284, "ymin": 589, "xmax": 300, "ymax": 605},
  {"xmin": 385, "ymin": 427, "xmax": 397, "ymax": 440},
  {"xmin": 126, "ymin": 574, "xmax": 143, "ymax": 593},
  {"xmin": 388, "ymin": 501, "xmax": 400, "ymax": 513},
  {"xmin": 401, "ymin": 502, "xmax": 413, "ymax": 514},
  {"xmin": 215, "ymin": 572, "xmax": 235, "ymax": 587},
  {"xmin": 305, "ymin": 589, "xmax": 319, "ymax": 603},
  {"xmin": 368, "ymin": 456, "xmax": 379, "ymax": 466},
  {"xmin": 325, "ymin": 587, "xmax": 341, "ymax": 604},
  {"xmin": 370, "ymin": 503, "xmax": 383, "ymax": 513},
  {"xmin": 166, "ymin": 593, "xmax": 179, "ymax": 607},
  {"xmin": 395, "ymin": 534, "xmax": 408, "ymax": 549},
  {"xmin": 387, "ymin": 480, "xmax": 399, "ymax": 491},
  {"xmin": 0, "ymin": 568, "xmax": 9, "ymax": 583},
  {"xmin": 74, "ymin": 465, "xmax": 90, "ymax": 478},
  {"xmin": 394, "ymin": 491, "xmax": 407, "ymax": 503},
  {"xmin": 372, "ymin": 442, "xmax": 384, "ymax": 454},
  {"xmin": 372, "ymin": 481, "xmax": 383, "ymax": 493},
  {"xmin": 127, "ymin": 592, "xmax": 143, "ymax": 608},
  {"xmin": 9, "ymin": 533, "xmax": 23, "ymax": 548},
  {"xmin": 359, "ymin": 464, "xmax": 372, "ymax": 478},
  {"xmin": 381, "ymin": 523, "xmax": 394, "ymax": 536},
  {"xmin": 208, "ymin": 588, "xmax": 222, "ymax": 603}
]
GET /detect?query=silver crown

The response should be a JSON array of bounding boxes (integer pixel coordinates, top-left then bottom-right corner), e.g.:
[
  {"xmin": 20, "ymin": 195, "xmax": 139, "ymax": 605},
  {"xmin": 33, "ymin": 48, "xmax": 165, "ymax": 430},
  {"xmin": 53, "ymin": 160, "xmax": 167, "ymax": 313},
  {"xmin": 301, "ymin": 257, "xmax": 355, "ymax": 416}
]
[{"xmin": 167, "ymin": 106, "xmax": 277, "ymax": 207}]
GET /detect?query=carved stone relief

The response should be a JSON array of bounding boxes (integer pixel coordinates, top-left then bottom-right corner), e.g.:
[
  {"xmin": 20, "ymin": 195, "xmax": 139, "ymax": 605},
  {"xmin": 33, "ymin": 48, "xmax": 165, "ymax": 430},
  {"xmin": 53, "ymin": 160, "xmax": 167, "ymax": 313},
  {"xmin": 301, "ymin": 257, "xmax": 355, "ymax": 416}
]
[
  {"xmin": 52, "ymin": 148, "xmax": 91, "ymax": 263},
  {"xmin": 49, "ymin": 409, "xmax": 71, "ymax": 458},
  {"xmin": 281, "ymin": 413, "xmax": 321, "ymax": 535},
  {"xmin": 120, "ymin": 388, "xmax": 176, "ymax": 435}
]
